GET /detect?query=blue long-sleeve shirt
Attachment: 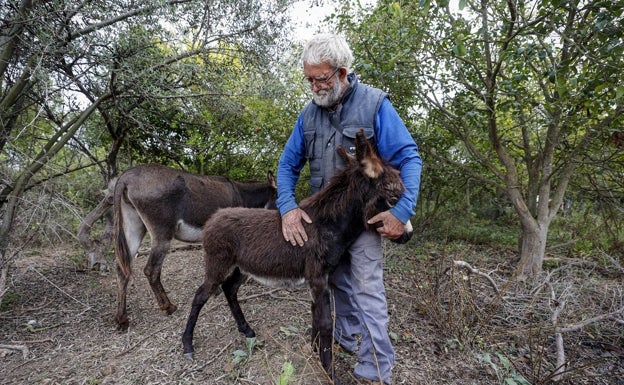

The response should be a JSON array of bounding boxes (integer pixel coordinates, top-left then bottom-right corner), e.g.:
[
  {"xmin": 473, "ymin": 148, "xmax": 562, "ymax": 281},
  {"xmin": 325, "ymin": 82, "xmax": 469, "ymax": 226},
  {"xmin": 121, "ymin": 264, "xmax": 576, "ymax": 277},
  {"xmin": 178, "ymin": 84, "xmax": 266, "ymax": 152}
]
[{"xmin": 277, "ymin": 98, "xmax": 422, "ymax": 224}]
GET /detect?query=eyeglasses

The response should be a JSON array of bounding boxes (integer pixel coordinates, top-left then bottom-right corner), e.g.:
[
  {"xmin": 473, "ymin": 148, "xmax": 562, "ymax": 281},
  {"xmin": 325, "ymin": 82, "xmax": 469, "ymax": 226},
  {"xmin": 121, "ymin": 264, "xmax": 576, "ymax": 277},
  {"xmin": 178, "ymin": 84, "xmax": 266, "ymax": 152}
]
[{"xmin": 304, "ymin": 68, "xmax": 341, "ymax": 87}]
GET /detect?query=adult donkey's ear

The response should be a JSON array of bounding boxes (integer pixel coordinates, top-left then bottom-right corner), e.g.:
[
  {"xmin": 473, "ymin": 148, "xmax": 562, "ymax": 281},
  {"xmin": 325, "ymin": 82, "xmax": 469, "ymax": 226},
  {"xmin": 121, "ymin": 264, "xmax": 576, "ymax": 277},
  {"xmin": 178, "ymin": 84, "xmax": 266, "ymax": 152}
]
[
  {"xmin": 267, "ymin": 171, "xmax": 276, "ymax": 188},
  {"xmin": 355, "ymin": 129, "xmax": 383, "ymax": 179}
]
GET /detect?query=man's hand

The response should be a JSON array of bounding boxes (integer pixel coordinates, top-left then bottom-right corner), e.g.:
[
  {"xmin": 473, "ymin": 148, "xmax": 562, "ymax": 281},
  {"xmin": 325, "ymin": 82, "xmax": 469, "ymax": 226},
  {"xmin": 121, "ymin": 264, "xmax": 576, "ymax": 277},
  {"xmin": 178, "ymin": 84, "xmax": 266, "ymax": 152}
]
[
  {"xmin": 281, "ymin": 208, "xmax": 312, "ymax": 247},
  {"xmin": 367, "ymin": 211, "xmax": 405, "ymax": 240}
]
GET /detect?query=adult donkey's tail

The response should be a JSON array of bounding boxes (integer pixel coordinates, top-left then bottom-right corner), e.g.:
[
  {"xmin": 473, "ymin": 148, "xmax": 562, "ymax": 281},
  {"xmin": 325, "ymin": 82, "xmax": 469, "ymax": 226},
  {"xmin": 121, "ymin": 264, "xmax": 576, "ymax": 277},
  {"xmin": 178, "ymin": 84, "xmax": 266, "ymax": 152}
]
[{"xmin": 113, "ymin": 177, "xmax": 132, "ymax": 278}]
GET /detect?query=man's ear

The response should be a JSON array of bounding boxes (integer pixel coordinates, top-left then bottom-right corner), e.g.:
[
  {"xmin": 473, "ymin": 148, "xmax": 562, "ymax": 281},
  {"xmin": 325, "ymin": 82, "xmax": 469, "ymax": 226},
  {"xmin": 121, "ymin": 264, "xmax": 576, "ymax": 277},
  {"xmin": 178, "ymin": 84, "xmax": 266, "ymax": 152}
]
[{"xmin": 338, "ymin": 67, "xmax": 347, "ymax": 80}]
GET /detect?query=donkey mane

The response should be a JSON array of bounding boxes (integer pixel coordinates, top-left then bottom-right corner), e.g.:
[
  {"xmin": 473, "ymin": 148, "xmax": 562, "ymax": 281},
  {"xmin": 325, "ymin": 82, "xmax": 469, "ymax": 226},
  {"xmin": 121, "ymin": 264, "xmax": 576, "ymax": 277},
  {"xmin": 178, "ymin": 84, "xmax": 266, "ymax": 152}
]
[{"xmin": 301, "ymin": 166, "xmax": 366, "ymax": 221}]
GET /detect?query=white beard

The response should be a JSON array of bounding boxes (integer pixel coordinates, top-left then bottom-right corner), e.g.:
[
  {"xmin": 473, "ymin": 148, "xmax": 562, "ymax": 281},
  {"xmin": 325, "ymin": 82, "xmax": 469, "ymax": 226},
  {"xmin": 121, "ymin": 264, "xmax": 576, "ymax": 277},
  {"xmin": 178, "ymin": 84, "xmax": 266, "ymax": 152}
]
[{"xmin": 313, "ymin": 79, "xmax": 343, "ymax": 107}]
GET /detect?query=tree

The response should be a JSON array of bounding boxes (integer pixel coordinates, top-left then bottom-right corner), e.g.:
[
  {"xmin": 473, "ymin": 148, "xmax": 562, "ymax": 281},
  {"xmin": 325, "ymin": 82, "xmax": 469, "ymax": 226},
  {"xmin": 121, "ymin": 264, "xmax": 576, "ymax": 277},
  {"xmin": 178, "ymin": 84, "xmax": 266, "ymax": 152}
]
[
  {"xmin": 0, "ymin": 0, "xmax": 291, "ymax": 300},
  {"xmin": 337, "ymin": 0, "xmax": 624, "ymax": 278}
]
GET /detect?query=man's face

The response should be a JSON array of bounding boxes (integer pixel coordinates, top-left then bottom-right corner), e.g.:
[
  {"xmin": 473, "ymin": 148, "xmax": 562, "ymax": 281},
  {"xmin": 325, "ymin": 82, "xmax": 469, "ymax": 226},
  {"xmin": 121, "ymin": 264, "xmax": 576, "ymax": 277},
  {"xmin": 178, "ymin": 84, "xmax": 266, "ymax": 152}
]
[{"xmin": 303, "ymin": 62, "xmax": 344, "ymax": 107}]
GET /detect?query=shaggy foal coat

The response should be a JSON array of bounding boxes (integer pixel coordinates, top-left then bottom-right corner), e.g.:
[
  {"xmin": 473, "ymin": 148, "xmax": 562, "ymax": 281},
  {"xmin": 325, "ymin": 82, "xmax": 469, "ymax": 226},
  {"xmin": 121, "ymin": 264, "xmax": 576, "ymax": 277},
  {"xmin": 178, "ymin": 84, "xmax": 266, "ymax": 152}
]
[{"xmin": 182, "ymin": 130, "xmax": 405, "ymax": 382}]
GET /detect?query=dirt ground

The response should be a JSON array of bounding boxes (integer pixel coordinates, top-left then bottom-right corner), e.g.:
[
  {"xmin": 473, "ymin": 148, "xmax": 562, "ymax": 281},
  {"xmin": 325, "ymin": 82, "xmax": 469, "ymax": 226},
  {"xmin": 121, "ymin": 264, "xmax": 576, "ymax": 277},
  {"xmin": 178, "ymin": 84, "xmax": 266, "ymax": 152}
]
[{"xmin": 1, "ymin": 241, "xmax": 622, "ymax": 385}]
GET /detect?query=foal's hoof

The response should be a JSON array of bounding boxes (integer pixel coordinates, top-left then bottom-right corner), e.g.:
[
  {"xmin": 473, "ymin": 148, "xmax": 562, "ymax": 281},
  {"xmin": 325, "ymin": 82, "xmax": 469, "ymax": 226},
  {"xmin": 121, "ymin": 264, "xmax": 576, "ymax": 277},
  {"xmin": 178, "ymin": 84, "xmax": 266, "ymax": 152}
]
[
  {"xmin": 184, "ymin": 352, "xmax": 194, "ymax": 360},
  {"xmin": 164, "ymin": 304, "xmax": 178, "ymax": 315}
]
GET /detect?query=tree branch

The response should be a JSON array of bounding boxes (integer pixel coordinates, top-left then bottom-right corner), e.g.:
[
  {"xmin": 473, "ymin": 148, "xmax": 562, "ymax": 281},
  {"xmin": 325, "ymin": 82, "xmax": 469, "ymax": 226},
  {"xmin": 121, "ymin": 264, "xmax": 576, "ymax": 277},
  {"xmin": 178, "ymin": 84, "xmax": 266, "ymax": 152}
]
[{"xmin": 453, "ymin": 260, "xmax": 500, "ymax": 294}]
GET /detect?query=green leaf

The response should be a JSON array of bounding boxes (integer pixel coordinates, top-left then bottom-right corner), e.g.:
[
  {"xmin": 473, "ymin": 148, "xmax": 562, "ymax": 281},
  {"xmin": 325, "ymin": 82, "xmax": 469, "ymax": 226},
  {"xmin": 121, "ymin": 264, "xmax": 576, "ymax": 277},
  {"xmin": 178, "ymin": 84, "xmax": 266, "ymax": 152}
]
[
  {"xmin": 459, "ymin": 0, "xmax": 467, "ymax": 10},
  {"xmin": 231, "ymin": 349, "xmax": 247, "ymax": 364},
  {"xmin": 453, "ymin": 40, "xmax": 466, "ymax": 56},
  {"xmin": 391, "ymin": 2, "xmax": 403, "ymax": 18},
  {"xmin": 279, "ymin": 325, "xmax": 299, "ymax": 336},
  {"xmin": 277, "ymin": 362, "xmax": 295, "ymax": 385},
  {"xmin": 246, "ymin": 337, "xmax": 257, "ymax": 355},
  {"xmin": 496, "ymin": 352, "xmax": 511, "ymax": 370},
  {"xmin": 616, "ymin": 86, "xmax": 624, "ymax": 100}
]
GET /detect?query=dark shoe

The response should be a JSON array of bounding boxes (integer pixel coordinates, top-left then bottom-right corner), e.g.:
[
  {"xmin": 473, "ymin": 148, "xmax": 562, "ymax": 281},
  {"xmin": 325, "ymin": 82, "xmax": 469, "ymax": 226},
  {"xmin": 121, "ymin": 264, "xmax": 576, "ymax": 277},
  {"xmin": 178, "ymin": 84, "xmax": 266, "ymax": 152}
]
[{"xmin": 355, "ymin": 377, "xmax": 389, "ymax": 385}]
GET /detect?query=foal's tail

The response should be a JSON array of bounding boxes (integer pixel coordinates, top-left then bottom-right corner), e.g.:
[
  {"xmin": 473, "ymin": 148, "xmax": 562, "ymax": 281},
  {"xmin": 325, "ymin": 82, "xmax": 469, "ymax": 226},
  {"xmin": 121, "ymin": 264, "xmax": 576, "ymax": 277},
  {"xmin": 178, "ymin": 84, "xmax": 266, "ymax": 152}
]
[{"xmin": 113, "ymin": 178, "xmax": 132, "ymax": 278}]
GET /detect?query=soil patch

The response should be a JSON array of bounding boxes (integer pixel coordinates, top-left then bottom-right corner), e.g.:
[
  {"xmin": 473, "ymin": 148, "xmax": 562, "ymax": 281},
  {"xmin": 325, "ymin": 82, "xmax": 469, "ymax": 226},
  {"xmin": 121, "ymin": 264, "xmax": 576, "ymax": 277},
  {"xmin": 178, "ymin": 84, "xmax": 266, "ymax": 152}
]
[{"xmin": 1, "ymin": 242, "xmax": 621, "ymax": 385}]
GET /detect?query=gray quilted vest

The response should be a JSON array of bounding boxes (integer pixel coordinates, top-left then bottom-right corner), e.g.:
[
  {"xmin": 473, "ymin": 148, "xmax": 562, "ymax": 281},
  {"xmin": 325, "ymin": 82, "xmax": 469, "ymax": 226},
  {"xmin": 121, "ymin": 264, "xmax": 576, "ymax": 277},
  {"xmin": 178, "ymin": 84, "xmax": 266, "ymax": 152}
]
[{"xmin": 302, "ymin": 75, "xmax": 387, "ymax": 193}]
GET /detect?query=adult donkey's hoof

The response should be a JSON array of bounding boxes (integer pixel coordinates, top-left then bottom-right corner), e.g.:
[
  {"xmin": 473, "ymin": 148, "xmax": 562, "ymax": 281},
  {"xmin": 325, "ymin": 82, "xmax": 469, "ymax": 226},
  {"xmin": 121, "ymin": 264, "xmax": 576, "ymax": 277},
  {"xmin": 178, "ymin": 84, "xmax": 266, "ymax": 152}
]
[
  {"xmin": 184, "ymin": 352, "xmax": 194, "ymax": 360},
  {"xmin": 114, "ymin": 314, "xmax": 129, "ymax": 332}
]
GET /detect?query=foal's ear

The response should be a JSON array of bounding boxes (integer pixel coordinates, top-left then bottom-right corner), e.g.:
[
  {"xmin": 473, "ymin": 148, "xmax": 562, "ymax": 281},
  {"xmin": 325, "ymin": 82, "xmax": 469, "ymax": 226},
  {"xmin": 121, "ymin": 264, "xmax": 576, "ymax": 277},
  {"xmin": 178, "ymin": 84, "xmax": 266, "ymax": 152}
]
[
  {"xmin": 355, "ymin": 129, "xmax": 384, "ymax": 179},
  {"xmin": 338, "ymin": 146, "xmax": 356, "ymax": 165}
]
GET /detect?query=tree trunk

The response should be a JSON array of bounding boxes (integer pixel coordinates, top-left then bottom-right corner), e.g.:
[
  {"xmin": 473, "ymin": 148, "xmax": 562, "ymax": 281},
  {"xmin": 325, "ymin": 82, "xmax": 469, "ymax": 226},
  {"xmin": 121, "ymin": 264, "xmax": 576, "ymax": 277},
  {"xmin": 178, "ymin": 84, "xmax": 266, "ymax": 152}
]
[
  {"xmin": 0, "ymin": 192, "xmax": 22, "ymax": 303},
  {"xmin": 517, "ymin": 221, "xmax": 549, "ymax": 279}
]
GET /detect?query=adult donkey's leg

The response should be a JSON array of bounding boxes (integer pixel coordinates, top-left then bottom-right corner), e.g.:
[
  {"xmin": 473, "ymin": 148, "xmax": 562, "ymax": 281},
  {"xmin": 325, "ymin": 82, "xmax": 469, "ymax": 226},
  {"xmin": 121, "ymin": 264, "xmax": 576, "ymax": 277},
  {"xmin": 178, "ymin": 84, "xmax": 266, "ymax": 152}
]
[
  {"xmin": 114, "ymin": 264, "xmax": 130, "ymax": 330},
  {"xmin": 114, "ymin": 204, "xmax": 146, "ymax": 331},
  {"xmin": 222, "ymin": 268, "xmax": 256, "ymax": 338},
  {"xmin": 143, "ymin": 239, "xmax": 177, "ymax": 315}
]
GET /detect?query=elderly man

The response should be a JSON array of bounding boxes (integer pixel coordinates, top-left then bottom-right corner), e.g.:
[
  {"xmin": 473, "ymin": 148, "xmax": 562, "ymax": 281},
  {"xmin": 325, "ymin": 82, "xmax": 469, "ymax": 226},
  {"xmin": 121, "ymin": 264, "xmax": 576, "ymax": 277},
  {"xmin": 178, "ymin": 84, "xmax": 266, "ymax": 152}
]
[{"xmin": 276, "ymin": 33, "xmax": 422, "ymax": 385}]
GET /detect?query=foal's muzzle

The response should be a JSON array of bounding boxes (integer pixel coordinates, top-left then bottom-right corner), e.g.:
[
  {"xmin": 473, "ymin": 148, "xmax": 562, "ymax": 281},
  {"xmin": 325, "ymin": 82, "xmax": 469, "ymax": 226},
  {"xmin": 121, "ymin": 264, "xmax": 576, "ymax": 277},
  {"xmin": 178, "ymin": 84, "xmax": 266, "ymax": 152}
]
[{"xmin": 392, "ymin": 219, "xmax": 413, "ymax": 244}]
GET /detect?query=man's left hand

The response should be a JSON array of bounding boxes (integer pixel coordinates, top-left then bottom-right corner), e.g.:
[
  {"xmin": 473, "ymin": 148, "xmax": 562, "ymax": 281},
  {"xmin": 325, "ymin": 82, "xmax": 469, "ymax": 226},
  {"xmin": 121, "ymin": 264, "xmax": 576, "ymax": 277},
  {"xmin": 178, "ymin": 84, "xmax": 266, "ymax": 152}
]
[{"xmin": 367, "ymin": 211, "xmax": 405, "ymax": 240}]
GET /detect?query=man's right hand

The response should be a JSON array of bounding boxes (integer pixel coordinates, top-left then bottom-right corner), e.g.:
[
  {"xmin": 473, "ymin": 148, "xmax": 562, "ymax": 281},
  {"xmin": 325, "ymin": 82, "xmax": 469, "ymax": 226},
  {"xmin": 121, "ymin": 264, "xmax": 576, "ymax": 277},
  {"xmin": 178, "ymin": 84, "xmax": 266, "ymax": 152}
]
[{"xmin": 281, "ymin": 208, "xmax": 312, "ymax": 247}]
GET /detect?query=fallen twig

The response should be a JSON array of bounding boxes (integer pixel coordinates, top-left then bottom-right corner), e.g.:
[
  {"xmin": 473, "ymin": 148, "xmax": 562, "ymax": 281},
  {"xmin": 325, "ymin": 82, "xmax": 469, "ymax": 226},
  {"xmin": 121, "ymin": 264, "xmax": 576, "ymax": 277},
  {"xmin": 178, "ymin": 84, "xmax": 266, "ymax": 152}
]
[
  {"xmin": 114, "ymin": 323, "xmax": 174, "ymax": 358},
  {"xmin": 453, "ymin": 260, "xmax": 500, "ymax": 294},
  {"xmin": 31, "ymin": 267, "xmax": 92, "ymax": 310},
  {"xmin": 25, "ymin": 322, "xmax": 64, "ymax": 333},
  {"xmin": 10, "ymin": 338, "xmax": 53, "ymax": 344},
  {"xmin": 599, "ymin": 250, "xmax": 624, "ymax": 276},
  {"xmin": 551, "ymin": 299, "xmax": 567, "ymax": 381},
  {"xmin": 555, "ymin": 307, "xmax": 624, "ymax": 333},
  {"xmin": 0, "ymin": 344, "xmax": 29, "ymax": 359},
  {"xmin": 175, "ymin": 340, "xmax": 234, "ymax": 377},
  {"xmin": 239, "ymin": 288, "xmax": 281, "ymax": 302},
  {"xmin": 197, "ymin": 341, "xmax": 234, "ymax": 371}
]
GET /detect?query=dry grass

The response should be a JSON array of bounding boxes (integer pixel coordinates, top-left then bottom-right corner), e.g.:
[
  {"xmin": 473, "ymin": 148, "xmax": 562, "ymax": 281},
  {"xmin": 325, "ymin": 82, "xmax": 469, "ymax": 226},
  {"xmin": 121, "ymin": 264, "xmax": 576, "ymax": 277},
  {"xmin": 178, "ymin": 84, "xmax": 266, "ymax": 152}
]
[{"xmin": 0, "ymin": 241, "xmax": 622, "ymax": 385}]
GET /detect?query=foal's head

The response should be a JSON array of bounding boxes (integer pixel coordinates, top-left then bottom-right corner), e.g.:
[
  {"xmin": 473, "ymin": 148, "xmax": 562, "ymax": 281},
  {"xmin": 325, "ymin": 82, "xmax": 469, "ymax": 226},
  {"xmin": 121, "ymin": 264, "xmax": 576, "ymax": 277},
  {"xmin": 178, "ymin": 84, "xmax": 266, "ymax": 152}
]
[{"xmin": 336, "ymin": 129, "xmax": 405, "ymax": 227}]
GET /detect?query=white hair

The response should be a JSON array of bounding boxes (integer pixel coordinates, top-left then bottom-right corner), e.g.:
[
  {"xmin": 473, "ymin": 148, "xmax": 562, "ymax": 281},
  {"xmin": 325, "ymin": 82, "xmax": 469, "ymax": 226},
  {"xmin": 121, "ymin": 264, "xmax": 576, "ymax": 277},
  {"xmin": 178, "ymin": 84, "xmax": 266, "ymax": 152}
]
[{"xmin": 302, "ymin": 33, "xmax": 354, "ymax": 71}]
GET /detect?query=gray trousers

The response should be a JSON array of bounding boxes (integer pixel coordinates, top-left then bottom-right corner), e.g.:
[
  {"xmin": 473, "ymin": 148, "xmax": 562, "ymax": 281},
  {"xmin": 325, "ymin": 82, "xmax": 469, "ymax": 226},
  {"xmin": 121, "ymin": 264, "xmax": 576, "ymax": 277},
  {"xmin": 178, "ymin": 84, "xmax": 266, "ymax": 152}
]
[{"xmin": 330, "ymin": 230, "xmax": 394, "ymax": 383}]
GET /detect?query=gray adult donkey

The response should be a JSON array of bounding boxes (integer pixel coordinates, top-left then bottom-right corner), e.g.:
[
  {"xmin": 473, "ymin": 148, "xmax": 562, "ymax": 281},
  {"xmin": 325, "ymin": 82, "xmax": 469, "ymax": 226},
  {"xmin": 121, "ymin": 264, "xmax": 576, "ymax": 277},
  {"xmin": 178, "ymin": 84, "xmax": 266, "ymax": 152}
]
[{"xmin": 112, "ymin": 164, "xmax": 276, "ymax": 330}]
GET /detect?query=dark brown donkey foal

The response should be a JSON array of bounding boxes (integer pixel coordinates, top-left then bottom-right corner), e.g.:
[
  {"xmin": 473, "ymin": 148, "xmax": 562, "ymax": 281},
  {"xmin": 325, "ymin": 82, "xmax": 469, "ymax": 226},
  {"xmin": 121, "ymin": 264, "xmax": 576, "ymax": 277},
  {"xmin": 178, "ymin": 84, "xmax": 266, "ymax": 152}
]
[
  {"xmin": 112, "ymin": 164, "xmax": 276, "ymax": 330},
  {"xmin": 182, "ymin": 130, "xmax": 406, "ymax": 382}
]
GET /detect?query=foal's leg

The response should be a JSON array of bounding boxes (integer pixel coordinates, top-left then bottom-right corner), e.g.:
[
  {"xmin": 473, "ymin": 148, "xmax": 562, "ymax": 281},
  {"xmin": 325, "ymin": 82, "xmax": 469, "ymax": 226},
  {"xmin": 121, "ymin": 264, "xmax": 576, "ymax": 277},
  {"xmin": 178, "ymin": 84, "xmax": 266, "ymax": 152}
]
[
  {"xmin": 143, "ymin": 239, "xmax": 177, "ymax": 315},
  {"xmin": 310, "ymin": 275, "xmax": 335, "ymax": 381},
  {"xmin": 182, "ymin": 281, "xmax": 219, "ymax": 359},
  {"xmin": 222, "ymin": 268, "xmax": 256, "ymax": 338}
]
